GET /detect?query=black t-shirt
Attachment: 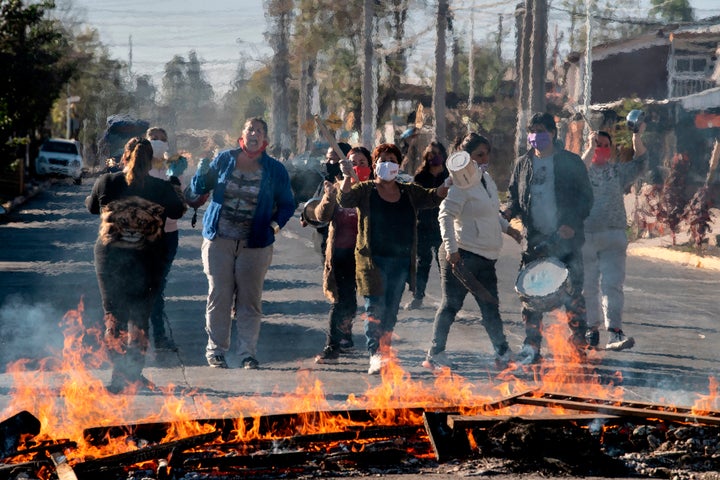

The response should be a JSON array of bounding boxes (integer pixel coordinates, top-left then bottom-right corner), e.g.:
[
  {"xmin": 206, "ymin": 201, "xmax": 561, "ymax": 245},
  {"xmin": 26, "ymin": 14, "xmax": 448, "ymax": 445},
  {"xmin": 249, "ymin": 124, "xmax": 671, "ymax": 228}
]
[{"xmin": 369, "ymin": 187, "xmax": 414, "ymax": 258}]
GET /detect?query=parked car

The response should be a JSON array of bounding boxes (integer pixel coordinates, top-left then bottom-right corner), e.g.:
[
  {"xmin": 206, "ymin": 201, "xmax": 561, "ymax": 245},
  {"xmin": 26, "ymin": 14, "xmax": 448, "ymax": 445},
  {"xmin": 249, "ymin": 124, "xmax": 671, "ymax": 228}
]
[{"xmin": 35, "ymin": 138, "xmax": 83, "ymax": 185}]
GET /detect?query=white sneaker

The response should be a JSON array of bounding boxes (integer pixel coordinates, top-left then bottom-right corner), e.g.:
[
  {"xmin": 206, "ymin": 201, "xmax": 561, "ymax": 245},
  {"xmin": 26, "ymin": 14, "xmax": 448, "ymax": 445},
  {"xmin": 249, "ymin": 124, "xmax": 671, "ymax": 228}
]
[
  {"xmin": 605, "ymin": 330, "xmax": 635, "ymax": 351},
  {"xmin": 421, "ymin": 351, "xmax": 453, "ymax": 371},
  {"xmin": 368, "ymin": 353, "xmax": 384, "ymax": 375},
  {"xmin": 516, "ymin": 344, "xmax": 540, "ymax": 365}
]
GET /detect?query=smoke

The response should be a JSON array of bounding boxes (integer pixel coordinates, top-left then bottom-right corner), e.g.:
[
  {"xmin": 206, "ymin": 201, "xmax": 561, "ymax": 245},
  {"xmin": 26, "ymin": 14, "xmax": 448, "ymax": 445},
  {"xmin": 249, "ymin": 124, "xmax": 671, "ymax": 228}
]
[{"xmin": 0, "ymin": 295, "xmax": 65, "ymax": 368}]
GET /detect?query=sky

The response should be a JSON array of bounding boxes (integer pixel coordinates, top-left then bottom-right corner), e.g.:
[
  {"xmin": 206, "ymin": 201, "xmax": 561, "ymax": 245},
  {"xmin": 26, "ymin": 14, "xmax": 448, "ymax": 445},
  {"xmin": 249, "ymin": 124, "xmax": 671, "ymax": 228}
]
[{"xmin": 65, "ymin": 0, "xmax": 720, "ymax": 98}]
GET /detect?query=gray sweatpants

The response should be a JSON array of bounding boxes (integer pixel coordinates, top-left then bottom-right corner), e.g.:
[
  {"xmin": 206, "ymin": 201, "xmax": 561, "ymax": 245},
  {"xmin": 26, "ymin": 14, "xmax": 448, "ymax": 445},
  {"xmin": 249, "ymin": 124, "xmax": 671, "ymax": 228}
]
[
  {"xmin": 202, "ymin": 237, "xmax": 273, "ymax": 360},
  {"xmin": 581, "ymin": 229, "xmax": 627, "ymax": 331}
]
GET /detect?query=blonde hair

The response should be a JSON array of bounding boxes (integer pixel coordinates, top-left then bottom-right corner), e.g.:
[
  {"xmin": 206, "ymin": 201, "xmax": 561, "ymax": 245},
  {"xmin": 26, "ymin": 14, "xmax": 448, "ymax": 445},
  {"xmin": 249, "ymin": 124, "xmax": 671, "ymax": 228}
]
[{"xmin": 122, "ymin": 137, "xmax": 153, "ymax": 186}]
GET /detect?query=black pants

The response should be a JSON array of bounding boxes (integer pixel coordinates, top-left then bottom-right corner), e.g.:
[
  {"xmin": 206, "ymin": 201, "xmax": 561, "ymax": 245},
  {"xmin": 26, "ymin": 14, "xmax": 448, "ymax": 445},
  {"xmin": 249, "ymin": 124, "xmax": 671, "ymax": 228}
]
[
  {"xmin": 414, "ymin": 229, "xmax": 441, "ymax": 300},
  {"xmin": 94, "ymin": 240, "xmax": 164, "ymax": 383},
  {"xmin": 325, "ymin": 247, "xmax": 357, "ymax": 348}
]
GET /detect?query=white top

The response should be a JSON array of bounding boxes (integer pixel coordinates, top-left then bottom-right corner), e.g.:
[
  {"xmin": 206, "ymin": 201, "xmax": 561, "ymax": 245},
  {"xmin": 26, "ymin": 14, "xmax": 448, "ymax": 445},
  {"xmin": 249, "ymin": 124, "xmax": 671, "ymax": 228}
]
[{"xmin": 439, "ymin": 170, "xmax": 509, "ymax": 260}]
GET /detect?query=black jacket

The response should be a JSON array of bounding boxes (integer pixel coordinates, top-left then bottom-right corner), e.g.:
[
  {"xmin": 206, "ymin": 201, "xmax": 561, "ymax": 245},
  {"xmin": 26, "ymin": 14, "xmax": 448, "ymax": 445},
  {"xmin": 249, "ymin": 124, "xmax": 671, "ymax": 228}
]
[{"xmin": 505, "ymin": 148, "xmax": 593, "ymax": 251}]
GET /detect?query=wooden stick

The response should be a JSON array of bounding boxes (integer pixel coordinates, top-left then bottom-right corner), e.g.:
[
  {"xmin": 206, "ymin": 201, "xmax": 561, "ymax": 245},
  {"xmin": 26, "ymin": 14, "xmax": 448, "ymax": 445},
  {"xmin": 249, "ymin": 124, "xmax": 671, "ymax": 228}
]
[{"xmin": 313, "ymin": 115, "xmax": 358, "ymax": 181}]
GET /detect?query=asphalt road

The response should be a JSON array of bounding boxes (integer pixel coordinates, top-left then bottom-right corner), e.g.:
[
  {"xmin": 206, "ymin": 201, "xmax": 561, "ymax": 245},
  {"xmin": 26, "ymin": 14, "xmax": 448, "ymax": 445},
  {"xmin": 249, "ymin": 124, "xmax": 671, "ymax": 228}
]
[{"xmin": 0, "ymin": 177, "xmax": 718, "ymax": 424}]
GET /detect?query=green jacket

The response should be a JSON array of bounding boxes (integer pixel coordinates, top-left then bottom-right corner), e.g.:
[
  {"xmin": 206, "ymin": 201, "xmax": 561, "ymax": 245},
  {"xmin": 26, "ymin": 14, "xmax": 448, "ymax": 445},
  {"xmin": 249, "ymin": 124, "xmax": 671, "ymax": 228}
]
[{"xmin": 338, "ymin": 180, "xmax": 442, "ymax": 296}]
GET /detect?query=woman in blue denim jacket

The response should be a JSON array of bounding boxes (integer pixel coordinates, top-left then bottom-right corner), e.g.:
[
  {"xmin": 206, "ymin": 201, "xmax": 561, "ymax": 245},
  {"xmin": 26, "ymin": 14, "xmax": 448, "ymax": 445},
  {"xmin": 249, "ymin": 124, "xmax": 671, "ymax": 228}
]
[{"xmin": 191, "ymin": 118, "xmax": 295, "ymax": 370}]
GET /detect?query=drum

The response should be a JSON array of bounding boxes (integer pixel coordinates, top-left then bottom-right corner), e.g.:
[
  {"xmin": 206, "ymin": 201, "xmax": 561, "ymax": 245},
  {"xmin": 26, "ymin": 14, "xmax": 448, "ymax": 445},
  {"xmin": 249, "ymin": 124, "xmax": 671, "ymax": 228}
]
[
  {"xmin": 446, "ymin": 151, "xmax": 479, "ymax": 189},
  {"xmin": 515, "ymin": 257, "xmax": 570, "ymax": 312},
  {"xmin": 301, "ymin": 196, "xmax": 329, "ymax": 229}
]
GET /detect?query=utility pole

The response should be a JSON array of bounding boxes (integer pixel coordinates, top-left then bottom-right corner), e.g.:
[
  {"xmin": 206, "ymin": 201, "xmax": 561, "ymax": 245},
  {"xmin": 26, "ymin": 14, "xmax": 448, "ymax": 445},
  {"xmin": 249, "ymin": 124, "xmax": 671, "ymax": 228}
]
[
  {"xmin": 433, "ymin": 0, "xmax": 448, "ymax": 147},
  {"xmin": 468, "ymin": 1, "xmax": 475, "ymax": 106},
  {"xmin": 361, "ymin": 0, "xmax": 375, "ymax": 148},
  {"xmin": 514, "ymin": 0, "xmax": 532, "ymax": 157},
  {"xmin": 583, "ymin": 0, "xmax": 594, "ymax": 139},
  {"xmin": 529, "ymin": 0, "xmax": 547, "ymax": 114}
]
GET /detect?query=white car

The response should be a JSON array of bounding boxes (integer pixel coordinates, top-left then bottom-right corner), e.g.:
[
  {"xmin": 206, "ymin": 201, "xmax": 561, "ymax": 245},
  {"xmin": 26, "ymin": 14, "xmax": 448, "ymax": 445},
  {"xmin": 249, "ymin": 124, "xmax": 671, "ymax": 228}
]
[{"xmin": 35, "ymin": 138, "xmax": 83, "ymax": 185}]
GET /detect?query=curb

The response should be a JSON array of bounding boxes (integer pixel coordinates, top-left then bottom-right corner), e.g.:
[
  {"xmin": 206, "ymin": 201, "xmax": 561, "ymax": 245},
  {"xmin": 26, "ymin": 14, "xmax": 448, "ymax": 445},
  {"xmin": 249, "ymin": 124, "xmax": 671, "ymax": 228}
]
[
  {"xmin": 628, "ymin": 244, "xmax": 720, "ymax": 272},
  {"xmin": 0, "ymin": 180, "xmax": 53, "ymax": 217}
]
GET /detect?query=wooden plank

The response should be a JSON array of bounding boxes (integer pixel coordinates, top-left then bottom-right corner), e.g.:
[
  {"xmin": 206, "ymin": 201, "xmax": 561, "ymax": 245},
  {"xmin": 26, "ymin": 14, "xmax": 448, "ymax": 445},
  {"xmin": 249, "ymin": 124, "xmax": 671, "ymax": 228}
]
[
  {"xmin": 515, "ymin": 394, "xmax": 720, "ymax": 426},
  {"xmin": 50, "ymin": 451, "xmax": 79, "ymax": 480},
  {"xmin": 423, "ymin": 411, "xmax": 472, "ymax": 462},
  {"xmin": 446, "ymin": 413, "xmax": 619, "ymax": 430},
  {"xmin": 0, "ymin": 410, "xmax": 41, "ymax": 457}
]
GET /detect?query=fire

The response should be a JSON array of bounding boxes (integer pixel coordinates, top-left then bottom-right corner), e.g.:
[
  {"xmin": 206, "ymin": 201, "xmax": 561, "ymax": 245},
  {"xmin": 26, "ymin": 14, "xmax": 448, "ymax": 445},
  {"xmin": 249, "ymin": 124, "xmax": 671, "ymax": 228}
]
[{"xmin": 2, "ymin": 299, "xmax": 712, "ymax": 472}]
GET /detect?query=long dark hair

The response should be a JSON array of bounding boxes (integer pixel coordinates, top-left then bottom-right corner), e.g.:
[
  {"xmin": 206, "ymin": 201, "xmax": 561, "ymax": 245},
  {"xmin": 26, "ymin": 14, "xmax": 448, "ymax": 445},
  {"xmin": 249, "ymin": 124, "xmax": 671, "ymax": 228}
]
[
  {"xmin": 415, "ymin": 140, "xmax": 448, "ymax": 175},
  {"xmin": 122, "ymin": 137, "xmax": 153, "ymax": 186},
  {"xmin": 457, "ymin": 132, "xmax": 492, "ymax": 155}
]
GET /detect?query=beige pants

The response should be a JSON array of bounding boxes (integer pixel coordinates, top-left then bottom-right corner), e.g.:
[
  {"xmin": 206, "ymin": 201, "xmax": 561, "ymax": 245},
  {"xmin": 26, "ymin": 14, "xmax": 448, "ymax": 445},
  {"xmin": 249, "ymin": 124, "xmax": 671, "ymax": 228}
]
[{"xmin": 202, "ymin": 237, "xmax": 273, "ymax": 360}]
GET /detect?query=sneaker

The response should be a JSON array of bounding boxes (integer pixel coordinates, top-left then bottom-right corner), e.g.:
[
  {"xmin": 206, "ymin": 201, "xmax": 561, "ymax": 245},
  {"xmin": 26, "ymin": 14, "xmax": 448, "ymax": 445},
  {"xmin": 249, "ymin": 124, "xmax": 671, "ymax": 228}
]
[
  {"xmin": 207, "ymin": 354, "xmax": 228, "ymax": 369},
  {"xmin": 241, "ymin": 356, "xmax": 259, "ymax": 370},
  {"xmin": 585, "ymin": 328, "xmax": 600, "ymax": 348},
  {"xmin": 338, "ymin": 338, "xmax": 354, "ymax": 352},
  {"xmin": 403, "ymin": 298, "xmax": 423, "ymax": 310},
  {"xmin": 494, "ymin": 345, "xmax": 512, "ymax": 369},
  {"xmin": 421, "ymin": 351, "xmax": 454, "ymax": 371},
  {"xmin": 516, "ymin": 344, "xmax": 541, "ymax": 365},
  {"xmin": 315, "ymin": 346, "xmax": 340, "ymax": 364},
  {"xmin": 368, "ymin": 353, "xmax": 384, "ymax": 375},
  {"xmin": 154, "ymin": 335, "xmax": 177, "ymax": 352},
  {"xmin": 605, "ymin": 329, "xmax": 635, "ymax": 351}
]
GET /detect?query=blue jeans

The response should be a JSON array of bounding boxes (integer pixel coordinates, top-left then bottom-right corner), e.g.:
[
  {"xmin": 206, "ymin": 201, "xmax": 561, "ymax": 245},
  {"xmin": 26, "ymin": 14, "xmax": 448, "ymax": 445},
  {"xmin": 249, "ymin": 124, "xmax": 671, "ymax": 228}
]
[
  {"xmin": 364, "ymin": 255, "xmax": 410, "ymax": 354},
  {"xmin": 430, "ymin": 249, "xmax": 508, "ymax": 356}
]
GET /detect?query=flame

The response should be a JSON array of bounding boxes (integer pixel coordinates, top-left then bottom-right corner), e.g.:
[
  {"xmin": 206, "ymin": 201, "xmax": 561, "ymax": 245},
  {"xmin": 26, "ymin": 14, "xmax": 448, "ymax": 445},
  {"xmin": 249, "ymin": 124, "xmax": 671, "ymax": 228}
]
[{"xmin": 2, "ymin": 300, "xmax": 714, "ymax": 471}]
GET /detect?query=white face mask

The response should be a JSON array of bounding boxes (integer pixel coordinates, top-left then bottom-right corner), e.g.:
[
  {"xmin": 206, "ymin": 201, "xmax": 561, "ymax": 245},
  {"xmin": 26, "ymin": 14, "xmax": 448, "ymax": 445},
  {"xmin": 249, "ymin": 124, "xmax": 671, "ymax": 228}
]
[
  {"xmin": 149, "ymin": 139, "xmax": 169, "ymax": 159},
  {"xmin": 374, "ymin": 161, "xmax": 399, "ymax": 182}
]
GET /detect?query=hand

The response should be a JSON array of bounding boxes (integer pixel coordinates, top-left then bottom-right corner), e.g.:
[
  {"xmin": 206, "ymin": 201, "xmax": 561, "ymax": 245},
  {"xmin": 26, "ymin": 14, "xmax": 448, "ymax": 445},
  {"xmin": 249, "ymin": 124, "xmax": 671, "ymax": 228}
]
[
  {"xmin": 443, "ymin": 177, "xmax": 453, "ymax": 188},
  {"xmin": 436, "ymin": 184, "xmax": 449, "ymax": 198},
  {"xmin": 166, "ymin": 155, "xmax": 188, "ymax": 177},
  {"xmin": 506, "ymin": 226, "xmax": 522, "ymax": 244},
  {"xmin": 340, "ymin": 159, "xmax": 355, "ymax": 178},
  {"xmin": 197, "ymin": 157, "xmax": 211, "ymax": 175},
  {"xmin": 558, "ymin": 224, "xmax": 575, "ymax": 240},
  {"xmin": 447, "ymin": 252, "xmax": 461, "ymax": 266},
  {"xmin": 323, "ymin": 180, "xmax": 337, "ymax": 197}
]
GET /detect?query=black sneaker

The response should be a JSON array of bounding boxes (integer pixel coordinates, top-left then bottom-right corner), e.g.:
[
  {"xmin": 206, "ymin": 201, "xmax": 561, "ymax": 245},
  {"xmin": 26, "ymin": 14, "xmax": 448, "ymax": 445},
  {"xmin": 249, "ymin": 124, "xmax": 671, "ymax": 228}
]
[
  {"xmin": 241, "ymin": 356, "xmax": 259, "ymax": 370},
  {"xmin": 207, "ymin": 354, "xmax": 228, "ymax": 369},
  {"xmin": 338, "ymin": 338, "xmax": 354, "ymax": 352},
  {"xmin": 315, "ymin": 346, "xmax": 340, "ymax": 364},
  {"xmin": 154, "ymin": 335, "xmax": 177, "ymax": 352},
  {"xmin": 585, "ymin": 328, "xmax": 600, "ymax": 348}
]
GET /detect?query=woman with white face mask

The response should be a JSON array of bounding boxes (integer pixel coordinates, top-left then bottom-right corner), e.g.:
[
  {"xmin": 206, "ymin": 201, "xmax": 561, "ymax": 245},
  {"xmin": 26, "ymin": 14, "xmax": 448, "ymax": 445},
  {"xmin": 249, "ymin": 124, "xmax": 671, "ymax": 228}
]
[
  {"xmin": 423, "ymin": 133, "xmax": 522, "ymax": 373},
  {"xmin": 338, "ymin": 143, "xmax": 448, "ymax": 375}
]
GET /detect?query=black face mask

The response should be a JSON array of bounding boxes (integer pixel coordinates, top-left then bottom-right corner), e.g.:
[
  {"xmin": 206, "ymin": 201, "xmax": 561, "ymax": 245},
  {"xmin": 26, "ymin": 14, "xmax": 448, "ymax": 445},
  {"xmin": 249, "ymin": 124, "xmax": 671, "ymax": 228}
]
[{"xmin": 325, "ymin": 162, "xmax": 342, "ymax": 181}]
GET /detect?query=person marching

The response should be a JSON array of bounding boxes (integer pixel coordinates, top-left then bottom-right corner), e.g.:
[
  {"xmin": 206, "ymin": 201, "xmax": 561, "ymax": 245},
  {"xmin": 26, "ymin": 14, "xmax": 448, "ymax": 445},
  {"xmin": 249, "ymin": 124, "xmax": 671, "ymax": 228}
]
[
  {"xmin": 313, "ymin": 146, "xmax": 373, "ymax": 363},
  {"xmin": 502, "ymin": 112, "xmax": 593, "ymax": 365},
  {"xmin": 86, "ymin": 137, "xmax": 186, "ymax": 393},
  {"xmin": 338, "ymin": 143, "xmax": 448, "ymax": 374},
  {"xmin": 404, "ymin": 141, "xmax": 449, "ymax": 311},
  {"xmin": 423, "ymin": 133, "xmax": 521, "ymax": 371},
  {"xmin": 581, "ymin": 123, "xmax": 647, "ymax": 351},
  {"xmin": 146, "ymin": 126, "xmax": 187, "ymax": 352},
  {"xmin": 191, "ymin": 117, "xmax": 295, "ymax": 370}
]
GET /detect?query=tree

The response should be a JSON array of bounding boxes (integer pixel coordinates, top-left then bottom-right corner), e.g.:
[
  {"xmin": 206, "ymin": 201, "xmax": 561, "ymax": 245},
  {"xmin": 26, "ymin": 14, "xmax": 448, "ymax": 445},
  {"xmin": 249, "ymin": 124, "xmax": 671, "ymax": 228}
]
[
  {"xmin": 49, "ymin": 28, "xmax": 132, "ymax": 165},
  {"xmin": 433, "ymin": 0, "xmax": 449, "ymax": 146},
  {"xmin": 650, "ymin": 0, "xmax": 694, "ymax": 22},
  {"xmin": 160, "ymin": 51, "xmax": 215, "ymax": 131},
  {"xmin": 0, "ymin": 0, "xmax": 76, "ymax": 145},
  {"xmin": 265, "ymin": 0, "xmax": 292, "ymax": 155}
]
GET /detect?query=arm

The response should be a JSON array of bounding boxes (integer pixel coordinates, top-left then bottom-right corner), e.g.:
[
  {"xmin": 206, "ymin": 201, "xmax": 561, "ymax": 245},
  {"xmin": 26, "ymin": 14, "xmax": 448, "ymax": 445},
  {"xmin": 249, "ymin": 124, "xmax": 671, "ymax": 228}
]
[
  {"xmin": 273, "ymin": 164, "xmax": 296, "ymax": 229},
  {"xmin": 581, "ymin": 131, "xmax": 597, "ymax": 167},
  {"xmin": 438, "ymin": 190, "xmax": 462, "ymax": 263},
  {"xmin": 314, "ymin": 181, "xmax": 338, "ymax": 222}
]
